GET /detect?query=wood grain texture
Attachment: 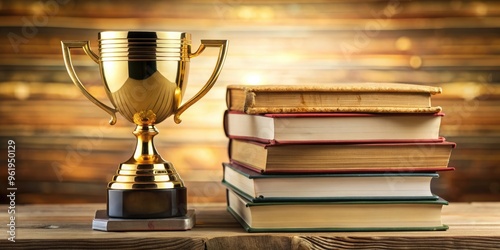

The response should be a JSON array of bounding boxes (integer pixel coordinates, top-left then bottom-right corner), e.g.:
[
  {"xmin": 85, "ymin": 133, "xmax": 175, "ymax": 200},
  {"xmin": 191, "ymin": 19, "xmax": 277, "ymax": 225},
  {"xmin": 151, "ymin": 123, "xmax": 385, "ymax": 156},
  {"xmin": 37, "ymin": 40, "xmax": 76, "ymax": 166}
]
[
  {"xmin": 292, "ymin": 236, "xmax": 500, "ymax": 250},
  {"xmin": 0, "ymin": 203, "xmax": 499, "ymax": 249},
  {"xmin": 0, "ymin": 238, "xmax": 206, "ymax": 250},
  {"xmin": 1, "ymin": 0, "xmax": 500, "ymax": 205},
  {"xmin": 207, "ymin": 235, "xmax": 291, "ymax": 250}
]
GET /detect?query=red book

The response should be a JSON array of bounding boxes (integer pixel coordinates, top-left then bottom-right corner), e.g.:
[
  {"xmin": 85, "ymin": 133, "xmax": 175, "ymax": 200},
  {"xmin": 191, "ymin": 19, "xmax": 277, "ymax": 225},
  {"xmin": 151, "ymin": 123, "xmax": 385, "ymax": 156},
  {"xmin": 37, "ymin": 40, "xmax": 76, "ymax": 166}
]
[
  {"xmin": 229, "ymin": 139, "xmax": 456, "ymax": 173},
  {"xmin": 224, "ymin": 111, "xmax": 445, "ymax": 144}
]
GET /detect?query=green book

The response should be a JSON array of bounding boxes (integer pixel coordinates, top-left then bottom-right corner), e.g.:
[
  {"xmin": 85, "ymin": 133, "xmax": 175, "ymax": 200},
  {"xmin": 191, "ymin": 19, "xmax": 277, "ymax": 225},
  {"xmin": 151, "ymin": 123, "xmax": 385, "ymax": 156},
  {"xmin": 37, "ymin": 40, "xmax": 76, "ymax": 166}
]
[
  {"xmin": 226, "ymin": 189, "xmax": 449, "ymax": 233},
  {"xmin": 222, "ymin": 162, "xmax": 440, "ymax": 202}
]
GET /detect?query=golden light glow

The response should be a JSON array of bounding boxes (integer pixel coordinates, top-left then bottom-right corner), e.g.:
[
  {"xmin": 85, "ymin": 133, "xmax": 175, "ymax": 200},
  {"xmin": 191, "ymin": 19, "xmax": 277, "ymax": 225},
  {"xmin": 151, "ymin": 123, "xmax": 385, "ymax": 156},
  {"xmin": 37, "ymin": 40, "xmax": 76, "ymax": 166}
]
[
  {"xmin": 15, "ymin": 82, "xmax": 30, "ymax": 100},
  {"xmin": 236, "ymin": 5, "xmax": 275, "ymax": 20},
  {"xmin": 395, "ymin": 36, "xmax": 412, "ymax": 51},
  {"xmin": 243, "ymin": 73, "xmax": 262, "ymax": 85},
  {"xmin": 409, "ymin": 55, "xmax": 422, "ymax": 69}
]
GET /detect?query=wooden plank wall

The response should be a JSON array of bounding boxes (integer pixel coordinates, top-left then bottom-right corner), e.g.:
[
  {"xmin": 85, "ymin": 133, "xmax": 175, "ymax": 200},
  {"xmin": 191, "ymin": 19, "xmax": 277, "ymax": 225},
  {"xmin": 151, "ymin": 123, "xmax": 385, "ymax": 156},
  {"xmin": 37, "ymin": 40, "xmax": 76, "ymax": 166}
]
[{"xmin": 0, "ymin": 0, "xmax": 499, "ymax": 204}]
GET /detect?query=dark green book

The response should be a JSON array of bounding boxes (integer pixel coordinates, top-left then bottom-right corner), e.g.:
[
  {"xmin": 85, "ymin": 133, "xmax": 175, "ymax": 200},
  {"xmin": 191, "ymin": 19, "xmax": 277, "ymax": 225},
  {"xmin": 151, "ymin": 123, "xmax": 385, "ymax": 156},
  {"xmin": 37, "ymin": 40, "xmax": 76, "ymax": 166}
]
[
  {"xmin": 222, "ymin": 162, "xmax": 439, "ymax": 202},
  {"xmin": 226, "ymin": 189, "xmax": 449, "ymax": 233}
]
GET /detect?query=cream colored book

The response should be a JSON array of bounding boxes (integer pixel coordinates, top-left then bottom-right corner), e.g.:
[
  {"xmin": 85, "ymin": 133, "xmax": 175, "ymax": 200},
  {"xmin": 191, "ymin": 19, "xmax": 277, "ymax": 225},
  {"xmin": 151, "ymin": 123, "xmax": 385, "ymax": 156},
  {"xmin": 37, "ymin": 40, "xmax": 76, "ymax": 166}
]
[
  {"xmin": 222, "ymin": 162, "xmax": 439, "ymax": 202},
  {"xmin": 224, "ymin": 111, "xmax": 444, "ymax": 143},
  {"xmin": 230, "ymin": 139, "xmax": 455, "ymax": 173},
  {"xmin": 227, "ymin": 189, "xmax": 449, "ymax": 232},
  {"xmin": 226, "ymin": 83, "xmax": 442, "ymax": 114}
]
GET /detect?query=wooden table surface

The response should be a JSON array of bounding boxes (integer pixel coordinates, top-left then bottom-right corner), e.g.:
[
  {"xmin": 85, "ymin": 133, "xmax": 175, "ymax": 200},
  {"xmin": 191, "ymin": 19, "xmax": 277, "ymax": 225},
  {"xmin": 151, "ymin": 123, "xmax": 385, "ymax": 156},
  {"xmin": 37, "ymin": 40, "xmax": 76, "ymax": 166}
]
[{"xmin": 1, "ymin": 202, "xmax": 499, "ymax": 249}]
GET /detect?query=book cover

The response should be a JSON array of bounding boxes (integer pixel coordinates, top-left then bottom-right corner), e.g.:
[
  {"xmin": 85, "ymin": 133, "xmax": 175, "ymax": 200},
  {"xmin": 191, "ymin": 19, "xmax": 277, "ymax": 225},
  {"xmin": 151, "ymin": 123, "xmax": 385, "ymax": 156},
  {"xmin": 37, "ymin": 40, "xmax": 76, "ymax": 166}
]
[
  {"xmin": 226, "ymin": 83, "xmax": 442, "ymax": 115},
  {"xmin": 229, "ymin": 139, "xmax": 456, "ymax": 173},
  {"xmin": 224, "ymin": 110, "xmax": 445, "ymax": 144},
  {"xmin": 226, "ymin": 189, "xmax": 449, "ymax": 232},
  {"xmin": 222, "ymin": 162, "xmax": 440, "ymax": 202}
]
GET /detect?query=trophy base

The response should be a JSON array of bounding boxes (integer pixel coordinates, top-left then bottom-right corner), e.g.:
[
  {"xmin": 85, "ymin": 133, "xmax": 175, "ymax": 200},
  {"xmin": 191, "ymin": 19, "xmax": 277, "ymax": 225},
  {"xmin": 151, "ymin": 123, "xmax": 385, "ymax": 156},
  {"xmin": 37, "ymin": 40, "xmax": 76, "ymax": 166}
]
[
  {"xmin": 92, "ymin": 209, "xmax": 195, "ymax": 232},
  {"xmin": 107, "ymin": 187, "xmax": 187, "ymax": 219}
]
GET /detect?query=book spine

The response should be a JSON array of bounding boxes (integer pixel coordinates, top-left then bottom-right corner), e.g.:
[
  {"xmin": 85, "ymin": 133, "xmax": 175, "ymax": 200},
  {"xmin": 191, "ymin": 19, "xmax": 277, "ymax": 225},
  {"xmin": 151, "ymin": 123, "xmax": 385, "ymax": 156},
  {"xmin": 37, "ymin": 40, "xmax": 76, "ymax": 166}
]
[
  {"xmin": 222, "ymin": 110, "xmax": 229, "ymax": 138},
  {"xmin": 225, "ymin": 88, "xmax": 231, "ymax": 111}
]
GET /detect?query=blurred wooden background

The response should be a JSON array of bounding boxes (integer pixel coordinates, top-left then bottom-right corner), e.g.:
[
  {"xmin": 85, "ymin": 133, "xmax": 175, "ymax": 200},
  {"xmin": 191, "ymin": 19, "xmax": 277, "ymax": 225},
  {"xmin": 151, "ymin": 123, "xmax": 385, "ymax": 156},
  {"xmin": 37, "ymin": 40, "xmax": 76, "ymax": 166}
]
[{"xmin": 1, "ymin": 0, "xmax": 499, "ymax": 204}]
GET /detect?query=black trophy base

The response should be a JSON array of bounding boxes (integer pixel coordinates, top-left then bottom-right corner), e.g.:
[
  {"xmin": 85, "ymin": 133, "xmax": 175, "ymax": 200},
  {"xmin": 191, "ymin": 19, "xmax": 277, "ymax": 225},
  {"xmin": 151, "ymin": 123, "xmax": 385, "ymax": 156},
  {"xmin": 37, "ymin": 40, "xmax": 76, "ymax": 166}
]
[{"xmin": 107, "ymin": 187, "xmax": 187, "ymax": 219}]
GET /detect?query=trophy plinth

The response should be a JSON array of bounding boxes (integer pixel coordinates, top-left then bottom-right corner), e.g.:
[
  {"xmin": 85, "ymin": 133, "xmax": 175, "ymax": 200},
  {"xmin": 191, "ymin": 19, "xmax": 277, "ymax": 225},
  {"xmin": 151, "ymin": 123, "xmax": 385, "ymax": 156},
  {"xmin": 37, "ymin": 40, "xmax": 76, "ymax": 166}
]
[
  {"xmin": 107, "ymin": 125, "xmax": 187, "ymax": 219},
  {"xmin": 107, "ymin": 187, "xmax": 187, "ymax": 219},
  {"xmin": 61, "ymin": 31, "xmax": 228, "ymax": 224}
]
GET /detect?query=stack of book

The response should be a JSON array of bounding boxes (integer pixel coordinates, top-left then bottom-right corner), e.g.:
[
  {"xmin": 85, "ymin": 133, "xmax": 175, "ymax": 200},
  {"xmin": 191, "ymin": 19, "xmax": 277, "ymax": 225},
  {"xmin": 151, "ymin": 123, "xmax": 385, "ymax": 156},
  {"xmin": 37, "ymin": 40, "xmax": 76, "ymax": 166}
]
[{"xmin": 222, "ymin": 83, "xmax": 455, "ymax": 232}]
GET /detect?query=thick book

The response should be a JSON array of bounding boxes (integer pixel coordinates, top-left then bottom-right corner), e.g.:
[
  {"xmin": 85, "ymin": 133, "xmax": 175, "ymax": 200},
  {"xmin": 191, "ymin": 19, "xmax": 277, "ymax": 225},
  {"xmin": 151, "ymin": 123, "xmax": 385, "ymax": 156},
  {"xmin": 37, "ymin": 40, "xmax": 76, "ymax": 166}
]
[
  {"xmin": 226, "ymin": 189, "xmax": 449, "ymax": 232},
  {"xmin": 222, "ymin": 162, "xmax": 439, "ymax": 202},
  {"xmin": 224, "ymin": 111, "xmax": 444, "ymax": 143},
  {"xmin": 229, "ymin": 139, "xmax": 455, "ymax": 173},
  {"xmin": 226, "ymin": 83, "xmax": 442, "ymax": 115}
]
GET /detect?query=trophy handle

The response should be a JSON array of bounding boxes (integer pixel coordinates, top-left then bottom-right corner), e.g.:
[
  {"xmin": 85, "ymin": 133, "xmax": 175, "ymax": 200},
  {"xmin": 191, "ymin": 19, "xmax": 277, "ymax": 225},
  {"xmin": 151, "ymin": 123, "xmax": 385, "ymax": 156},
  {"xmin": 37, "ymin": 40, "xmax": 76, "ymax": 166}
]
[
  {"xmin": 173, "ymin": 40, "xmax": 229, "ymax": 124},
  {"xmin": 61, "ymin": 41, "xmax": 118, "ymax": 125}
]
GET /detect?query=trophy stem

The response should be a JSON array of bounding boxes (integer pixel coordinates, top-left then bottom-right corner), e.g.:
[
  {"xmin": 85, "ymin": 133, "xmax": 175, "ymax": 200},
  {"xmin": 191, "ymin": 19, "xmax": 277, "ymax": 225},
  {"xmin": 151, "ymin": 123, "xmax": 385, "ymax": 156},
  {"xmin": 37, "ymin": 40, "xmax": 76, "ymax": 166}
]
[
  {"xmin": 131, "ymin": 125, "xmax": 163, "ymax": 163},
  {"xmin": 107, "ymin": 125, "xmax": 187, "ymax": 219}
]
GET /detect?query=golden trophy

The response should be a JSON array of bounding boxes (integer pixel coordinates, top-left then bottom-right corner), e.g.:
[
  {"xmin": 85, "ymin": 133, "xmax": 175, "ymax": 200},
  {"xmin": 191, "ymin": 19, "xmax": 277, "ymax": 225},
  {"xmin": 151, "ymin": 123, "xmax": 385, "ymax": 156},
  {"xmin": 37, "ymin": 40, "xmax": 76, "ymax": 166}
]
[{"xmin": 61, "ymin": 31, "xmax": 228, "ymax": 222}]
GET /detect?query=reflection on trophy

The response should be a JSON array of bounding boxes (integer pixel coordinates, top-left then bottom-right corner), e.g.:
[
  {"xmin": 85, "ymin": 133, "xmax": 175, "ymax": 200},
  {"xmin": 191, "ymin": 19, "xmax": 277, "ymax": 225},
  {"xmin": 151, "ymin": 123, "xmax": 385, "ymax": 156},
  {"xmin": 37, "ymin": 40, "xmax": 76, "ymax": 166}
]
[{"xmin": 61, "ymin": 31, "xmax": 228, "ymax": 220}]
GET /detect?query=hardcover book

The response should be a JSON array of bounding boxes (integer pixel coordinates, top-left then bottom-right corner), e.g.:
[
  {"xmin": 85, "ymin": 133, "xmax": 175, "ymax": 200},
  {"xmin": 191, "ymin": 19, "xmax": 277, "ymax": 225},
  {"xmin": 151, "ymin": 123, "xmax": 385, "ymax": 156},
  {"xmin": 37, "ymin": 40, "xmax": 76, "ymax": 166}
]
[
  {"xmin": 224, "ymin": 111, "xmax": 444, "ymax": 144},
  {"xmin": 229, "ymin": 139, "xmax": 456, "ymax": 173},
  {"xmin": 222, "ymin": 162, "xmax": 439, "ymax": 202},
  {"xmin": 226, "ymin": 189, "xmax": 449, "ymax": 232},
  {"xmin": 226, "ymin": 83, "xmax": 442, "ymax": 115}
]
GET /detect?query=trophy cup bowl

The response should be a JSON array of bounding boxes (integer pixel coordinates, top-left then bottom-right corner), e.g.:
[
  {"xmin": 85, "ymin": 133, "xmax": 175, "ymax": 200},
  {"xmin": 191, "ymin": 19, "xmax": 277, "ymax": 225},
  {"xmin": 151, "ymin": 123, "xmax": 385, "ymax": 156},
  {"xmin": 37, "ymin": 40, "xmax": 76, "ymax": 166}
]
[{"xmin": 61, "ymin": 31, "xmax": 228, "ymax": 219}]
